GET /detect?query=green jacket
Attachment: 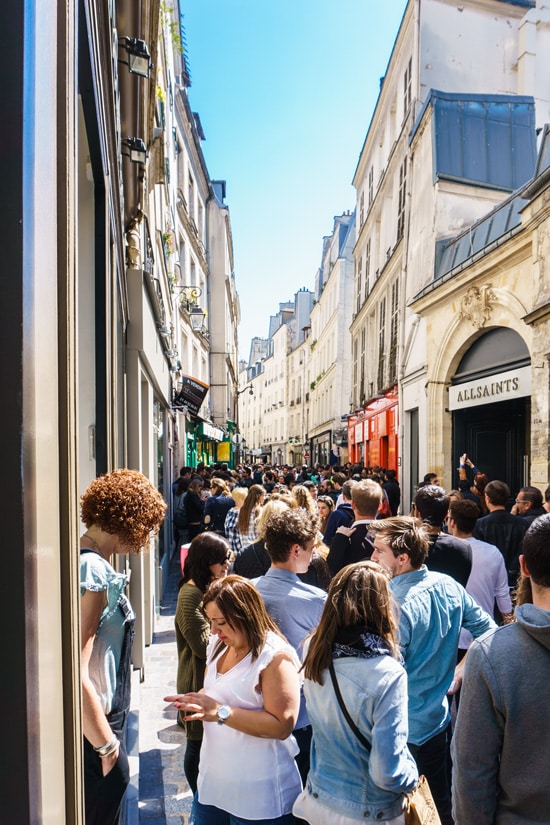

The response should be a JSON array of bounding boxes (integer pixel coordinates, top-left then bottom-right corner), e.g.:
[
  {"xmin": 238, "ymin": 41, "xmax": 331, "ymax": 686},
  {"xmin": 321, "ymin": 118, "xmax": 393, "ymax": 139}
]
[{"xmin": 175, "ymin": 581, "xmax": 210, "ymax": 739}]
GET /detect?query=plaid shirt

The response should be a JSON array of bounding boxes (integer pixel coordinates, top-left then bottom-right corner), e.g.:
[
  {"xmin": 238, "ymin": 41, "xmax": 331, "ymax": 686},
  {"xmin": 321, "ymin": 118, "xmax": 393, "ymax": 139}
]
[{"xmin": 224, "ymin": 508, "xmax": 259, "ymax": 555}]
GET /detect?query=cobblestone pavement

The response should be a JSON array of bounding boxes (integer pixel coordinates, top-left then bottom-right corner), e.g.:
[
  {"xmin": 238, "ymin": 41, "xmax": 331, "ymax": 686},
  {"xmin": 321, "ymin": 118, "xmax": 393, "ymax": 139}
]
[{"xmin": 137, "ymin": 553, "xmax": 193, "ymax": 825}]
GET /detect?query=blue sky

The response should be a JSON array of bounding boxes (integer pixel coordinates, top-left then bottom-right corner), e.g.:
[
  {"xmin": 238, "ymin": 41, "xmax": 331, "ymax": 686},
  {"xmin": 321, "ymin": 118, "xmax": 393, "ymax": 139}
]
[{"xmin": 182, "ymin": 0, "xmax": 408, "ymax": 360}]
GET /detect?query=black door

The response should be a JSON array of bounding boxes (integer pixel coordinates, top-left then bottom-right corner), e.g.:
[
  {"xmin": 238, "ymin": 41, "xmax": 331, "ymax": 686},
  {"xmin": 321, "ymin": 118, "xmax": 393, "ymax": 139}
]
[{"xmin": 452, "ymin": 397, "xmax": 529, "ymax": 495}]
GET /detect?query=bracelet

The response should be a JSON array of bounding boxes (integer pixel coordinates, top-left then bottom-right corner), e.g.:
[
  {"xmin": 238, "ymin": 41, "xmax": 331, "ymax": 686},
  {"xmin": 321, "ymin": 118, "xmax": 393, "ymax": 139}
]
[{"xmin": 93, "ymin": 736, "xmax": 119, "ymax": 758}]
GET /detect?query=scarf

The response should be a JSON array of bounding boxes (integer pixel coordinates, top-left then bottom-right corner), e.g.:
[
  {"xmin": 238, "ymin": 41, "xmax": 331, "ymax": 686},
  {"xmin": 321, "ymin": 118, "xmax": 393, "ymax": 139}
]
[{"xmin": 332, "ymin": 624, "xmax": 400, "ymax": 662}]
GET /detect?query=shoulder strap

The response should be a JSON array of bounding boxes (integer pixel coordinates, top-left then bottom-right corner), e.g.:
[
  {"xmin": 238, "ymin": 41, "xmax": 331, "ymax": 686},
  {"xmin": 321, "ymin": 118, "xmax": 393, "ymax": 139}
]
[{"xmin": 328, "ymin": 661, "xmax": 371, "ymax": 751}]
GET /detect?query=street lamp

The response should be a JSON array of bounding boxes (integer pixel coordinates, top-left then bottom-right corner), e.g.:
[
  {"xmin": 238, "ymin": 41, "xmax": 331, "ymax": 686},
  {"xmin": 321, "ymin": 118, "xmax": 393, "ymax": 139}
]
[
  {"xmin": 237, "ymin": 385, "xmax": 254, "ymax": 396},
  {"xmin": 173, "ymin": 285, "xmax": 206, "ymax": 332},
  {"xmin": 189, "ymin": 305, "xmax": 205, "ymax": 332},
  {"xmin": 122, "ymin": 136, "xmax": 148, "ymax": 164},
  {"xmin": 118, "ymin": 37, "xmax": 153, "ymax": 78}
]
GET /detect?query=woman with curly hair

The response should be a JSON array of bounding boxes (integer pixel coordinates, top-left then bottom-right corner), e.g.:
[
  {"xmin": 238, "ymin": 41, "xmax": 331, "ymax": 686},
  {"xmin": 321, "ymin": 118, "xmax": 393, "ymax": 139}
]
[{"xmin": 80, "ymin": 469, "xmax": 166, "ymax": 825}]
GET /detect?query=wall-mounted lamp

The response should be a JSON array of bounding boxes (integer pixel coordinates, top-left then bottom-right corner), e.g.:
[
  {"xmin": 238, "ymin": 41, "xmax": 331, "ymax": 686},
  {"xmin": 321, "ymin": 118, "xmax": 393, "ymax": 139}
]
[
  {"xmin": 173, "ymin": 284, "xmax": 205, "ymax": 331},
  {"xmin": 122, "ymin": 136, "xmax": 148, "ymax": 164},
  {"xmin": 237, "ymin": 385, "xmax": 254, "ymax": 396},
  {"xmin": 189, "ymin": 305, "xmax": 206, "ymax": 332},
  {"xmin": 118, "ymin": 37, "xmax": 152, "ymax": 78}
]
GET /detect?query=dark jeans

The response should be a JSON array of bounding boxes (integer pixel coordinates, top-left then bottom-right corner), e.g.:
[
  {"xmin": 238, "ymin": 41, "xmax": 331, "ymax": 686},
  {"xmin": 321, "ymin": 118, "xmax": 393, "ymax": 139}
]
[
  {"xmin": 408, "ymin": 724, "xmax": 453, "ymax": 825},
  {"xmin": 184, "ymin": 738, "xmax": 202, "ymax": 795},
  {"xmin": 293, "ymin": 725, "xmax": 312, "ymax": 785},
  {"xmin": 83, "ymin": 736, "xmax": 130, "ymax": 825}
]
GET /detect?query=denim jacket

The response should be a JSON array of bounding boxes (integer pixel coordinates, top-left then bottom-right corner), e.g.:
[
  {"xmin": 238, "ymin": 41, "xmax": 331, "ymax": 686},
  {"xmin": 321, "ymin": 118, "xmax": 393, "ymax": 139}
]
[{"xmin": 304, "ymin": 654, "xmax": 418, "ymax": 821}]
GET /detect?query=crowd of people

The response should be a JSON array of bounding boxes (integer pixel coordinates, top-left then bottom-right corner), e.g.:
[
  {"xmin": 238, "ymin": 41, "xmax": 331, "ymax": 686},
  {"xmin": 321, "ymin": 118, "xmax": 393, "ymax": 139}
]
[{"xmin": 78, "ymin": 458, "xmax": 550, "ymax": 825}]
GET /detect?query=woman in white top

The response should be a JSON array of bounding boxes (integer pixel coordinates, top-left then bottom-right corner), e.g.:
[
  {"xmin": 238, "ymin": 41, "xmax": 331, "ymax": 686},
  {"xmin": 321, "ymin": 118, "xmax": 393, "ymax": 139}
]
[{"xmin": 165, "ymin": 575, "xmax": 302, "ymax": 824}]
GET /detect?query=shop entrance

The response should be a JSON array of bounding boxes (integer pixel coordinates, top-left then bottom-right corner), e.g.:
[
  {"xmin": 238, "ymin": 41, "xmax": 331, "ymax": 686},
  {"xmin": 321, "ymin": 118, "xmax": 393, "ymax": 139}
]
[
  {"xmin": 449, "ymin": 327, "xmax": 531, "ymax": 494},
  {"xmin": 452, "ymin": 397, "xmax": 529, "ymax": 492}
]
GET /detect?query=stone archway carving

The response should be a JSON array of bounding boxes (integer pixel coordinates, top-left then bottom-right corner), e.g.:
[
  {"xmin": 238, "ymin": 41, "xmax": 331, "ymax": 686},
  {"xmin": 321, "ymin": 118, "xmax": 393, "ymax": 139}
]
[
  {"xmin": 424, "ymin": 285, "xmax": 531, "ymax": 481},
  {"xmin": 431, "ymin": 286, "xmax": 530, "ymax": 387},
  {"xmin": 458, "ymin": 285, "xmax": 496, "ymax": 329}
]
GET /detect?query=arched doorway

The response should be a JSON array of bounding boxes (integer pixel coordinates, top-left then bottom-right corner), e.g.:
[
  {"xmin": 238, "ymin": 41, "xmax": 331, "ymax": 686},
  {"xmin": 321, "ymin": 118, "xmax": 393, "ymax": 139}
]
[{"xmin": 450, "ymin": 328, "xmax": 531, "ymax": 493}]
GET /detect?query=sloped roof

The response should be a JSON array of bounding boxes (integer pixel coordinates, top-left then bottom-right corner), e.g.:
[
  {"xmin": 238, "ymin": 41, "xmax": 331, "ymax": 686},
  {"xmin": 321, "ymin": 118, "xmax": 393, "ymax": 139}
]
[
  {"xmin": 411, "ymin": 90, "xmax": 536, "ymax": 192},
  {"xmin": 434, "ymin": 190, "xmax": 527, "ymax": 279},
  {"xmin": 425, "ymin": 123, "xmax": 550, "ymax": 289}
]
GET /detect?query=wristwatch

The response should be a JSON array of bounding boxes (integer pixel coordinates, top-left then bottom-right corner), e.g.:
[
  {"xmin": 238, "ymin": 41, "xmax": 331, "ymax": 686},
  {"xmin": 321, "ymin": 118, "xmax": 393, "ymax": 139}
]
[{"xmin": 216, "ymin": 704, "xmax": 231, "ymax": 725}]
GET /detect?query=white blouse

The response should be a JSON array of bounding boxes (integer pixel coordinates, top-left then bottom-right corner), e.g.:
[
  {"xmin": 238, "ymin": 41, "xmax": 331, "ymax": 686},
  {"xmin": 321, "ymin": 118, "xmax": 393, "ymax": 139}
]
[{"xmin": 197, "ymin": 631, "xmax": 302, "ymax": 818}]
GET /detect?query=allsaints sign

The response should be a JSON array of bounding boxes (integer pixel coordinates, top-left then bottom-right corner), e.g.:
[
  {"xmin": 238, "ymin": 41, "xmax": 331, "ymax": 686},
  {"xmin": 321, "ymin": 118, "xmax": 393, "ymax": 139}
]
[{"xmin": 449, "ymin": 366, "xmax": 531, "ymax": 411}]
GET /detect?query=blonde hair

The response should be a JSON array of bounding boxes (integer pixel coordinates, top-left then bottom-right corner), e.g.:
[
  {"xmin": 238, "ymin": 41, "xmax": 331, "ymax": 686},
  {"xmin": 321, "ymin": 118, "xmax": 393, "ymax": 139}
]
[
  {"xmin": 292, "ymin": 484, "xmax": 317, "ymax": 516},
  {"xmin": 238, "ymin": 484, "xmax": 265, "ymax": 532},
  {"xmin": 231, "ymin": 487, "xmax": 248, "ymax": 507},
  {"xmin": 256, "ymin": 498, "xmax": 291, "ymax": 540},
  {"xmin": 211, "ymin": 477, "xmax": 230, "ymax": 496}
]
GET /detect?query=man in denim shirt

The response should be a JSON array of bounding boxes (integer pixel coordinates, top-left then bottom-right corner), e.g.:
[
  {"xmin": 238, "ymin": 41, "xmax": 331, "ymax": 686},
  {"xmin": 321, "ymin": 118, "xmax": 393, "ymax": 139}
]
[
  {"xmin": 254, "ymin": 508, "xmax": 326, "ymax": 782},
  {"xmin": 371, "ymin": 516, "xmax": 495, "ymax": 825}
]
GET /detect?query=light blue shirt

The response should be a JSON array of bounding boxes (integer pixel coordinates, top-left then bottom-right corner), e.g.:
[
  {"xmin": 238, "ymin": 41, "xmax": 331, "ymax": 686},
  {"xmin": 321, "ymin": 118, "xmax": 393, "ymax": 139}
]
[
  {"xmin": 80, "ymin": 551, "xmax": 133, "ymax": 714},
  {"xmin": 254, "ymin": 567, "xmax": 326, "ymax": 728},
  {"xmin": 390, "ymin": 566, "xmax": 495, "ymax": 746},
  {"xmin": 305, "ymin": 655, "xmax": 418, "ymax": 821}
]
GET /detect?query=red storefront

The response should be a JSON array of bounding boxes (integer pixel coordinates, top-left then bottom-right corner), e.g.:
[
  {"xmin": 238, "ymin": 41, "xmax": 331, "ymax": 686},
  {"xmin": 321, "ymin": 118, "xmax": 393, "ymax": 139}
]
[{"xmin": 347, "ymin": 386, "xmax": 399, "ymax": 474}]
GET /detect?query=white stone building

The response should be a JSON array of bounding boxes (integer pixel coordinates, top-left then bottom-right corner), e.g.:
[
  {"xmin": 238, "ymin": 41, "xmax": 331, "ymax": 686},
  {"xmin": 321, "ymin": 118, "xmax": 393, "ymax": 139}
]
[
  {"xmin": 349, "ymin": 0, "xmax": 550, "ymax": 510},
  {"xmin": 239, "ymin": 293, "xmax": 314, "ymax": 464},
  {"xmin": 239, "ymin": 210, "xmax": 355, "ymax": 469},
  {"xmin": 307, "ymin": 212, "xmax": 355, "ymax": 466}
]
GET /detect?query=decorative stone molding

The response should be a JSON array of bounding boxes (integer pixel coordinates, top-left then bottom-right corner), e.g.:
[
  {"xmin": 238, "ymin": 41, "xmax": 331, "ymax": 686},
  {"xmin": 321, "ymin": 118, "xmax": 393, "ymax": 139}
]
[
  {"xmin": 458, "ymin": 284, "xmax": 496, "ymax": 329},
  {"xmin": 126, "ymin": 216, "xmax": 142, "ymax": 269}
]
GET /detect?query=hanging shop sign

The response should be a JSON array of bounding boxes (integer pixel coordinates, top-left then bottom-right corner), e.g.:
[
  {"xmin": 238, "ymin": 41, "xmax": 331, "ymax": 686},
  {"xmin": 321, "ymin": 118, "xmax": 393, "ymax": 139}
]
[
  {"xmin": 449, "ymin": 366, "xmax": 531, "ymax": 411},
  {"xmin": 173, "ymin": 374, "xmax": 209, "ymax": 416},
  {"xmin": 199, "ymin": 421, "xmax": 225, "ymax": 442}
]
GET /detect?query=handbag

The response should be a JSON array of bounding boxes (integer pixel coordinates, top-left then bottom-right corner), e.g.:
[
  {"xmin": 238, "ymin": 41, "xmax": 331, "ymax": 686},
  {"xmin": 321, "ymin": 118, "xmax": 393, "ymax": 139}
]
[
  {"xmin": 403, "ymin": 775, "xmax": 441, "ymax": 825},
  {"xmin": 328, "ymin": 663, "xmax": 441, "ymax": 825}
]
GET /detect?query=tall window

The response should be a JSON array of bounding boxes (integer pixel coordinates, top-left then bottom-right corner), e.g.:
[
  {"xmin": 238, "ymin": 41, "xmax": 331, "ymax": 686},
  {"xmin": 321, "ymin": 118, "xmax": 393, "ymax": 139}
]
[
  {"xmin": 360, "ymin": 329, "xmax": 366, "ymax": 402},
  {"xmin": 188, "ymin": 174, "xmax": 195, "ymax": 223},
  {"xmin": 377, "ymin": 297, "xmax": 386, "ymax": 391},
  {"xmin": 397, "ymin": 157, "xmax": 407, "ymax": 240},
  {"xmin": 353, "ymin": 338, "xmax": 358, "ymax": 405},
  {"xmin": 364, "ymin": 239, "xmax": 371, "ymax": 301},
  {"xmin": 368, "ymin": 166, "xmax": 374, "ymax": 207},
  {"xmin": 356, "ymin": 257, "xmax": 362, "ymax": 314},
  {"xmin": 404, "ymin": 57, "xmax": 412, "ymax": 116},
  {"xmin": 389, "ymin": 280, "xmax": 399, "ymax": 383},
  {"xmin": 360, "ymin": 191, "xmax": 365, "ymax": 227}
]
